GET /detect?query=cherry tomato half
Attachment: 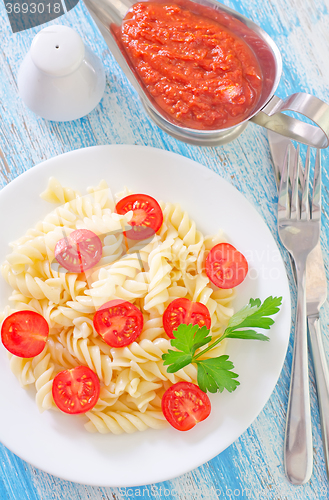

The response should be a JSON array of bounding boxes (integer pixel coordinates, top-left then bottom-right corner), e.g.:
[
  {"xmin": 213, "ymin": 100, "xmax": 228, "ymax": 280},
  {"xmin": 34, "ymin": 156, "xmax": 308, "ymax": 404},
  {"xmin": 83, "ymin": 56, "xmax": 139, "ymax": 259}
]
[
  {"xmin": 1, "ymin": 310, "xmax": 49, "ymax": 358},
  {"xmin": 162, "ymin": 381, "xmax": 211, "ymax": 431},
  {"xmin": 55, "ymin": 229, "xmax": 102, "ymax": 273},
  {"xmin": 93, "ymin": 300, "xmax": 144, "ymax": 348},
  {"xmin": 206, "ymin": 243, "xmax": 248, "ymax": 289},
  {"xmin": 163, "ymin": 298, "xmax": 211, "ymax": 339},
  {"xmin": 116, "ymin": 194, "xmax": 163, "ymax": 240},
  {"xmin": 52, "ymin": 365, "xmax": 100, "ymax": 414}
]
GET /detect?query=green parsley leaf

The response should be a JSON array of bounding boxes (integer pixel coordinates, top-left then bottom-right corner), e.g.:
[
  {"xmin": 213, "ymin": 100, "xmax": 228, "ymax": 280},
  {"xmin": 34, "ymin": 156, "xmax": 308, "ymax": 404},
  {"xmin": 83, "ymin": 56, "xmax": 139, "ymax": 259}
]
[
  {"xmin": 162, "ymin": 351, "xmax": 193, "ymax": 373},
  {"xmin": 224, "ymin": 330, "xmax": 269, "ymax": 341},
  {"xmin": 227, "ymin": 302, "xmax": 260, "ymax": 328},
  {"xmin": 161, "ymin": 295, "xmax": 282, "ymax": 394},
  {"xmin": 196, "ymin": 356, "xmax": 240, "ymax": 393},
  {"xmin": 168, "ymin": 324, "xmax": 212, "ymax": 356},
  {"xmin": 225, "ymin": 296, "xmax": 282, "ymax": 339}
]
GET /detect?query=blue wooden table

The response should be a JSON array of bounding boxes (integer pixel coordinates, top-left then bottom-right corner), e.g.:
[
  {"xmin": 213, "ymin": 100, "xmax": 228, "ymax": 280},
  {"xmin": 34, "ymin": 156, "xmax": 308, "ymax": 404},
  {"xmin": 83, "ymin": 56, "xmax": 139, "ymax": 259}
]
[{"xmin": 1, "ymin": 0, "xmax": 329, "ymax": 498}]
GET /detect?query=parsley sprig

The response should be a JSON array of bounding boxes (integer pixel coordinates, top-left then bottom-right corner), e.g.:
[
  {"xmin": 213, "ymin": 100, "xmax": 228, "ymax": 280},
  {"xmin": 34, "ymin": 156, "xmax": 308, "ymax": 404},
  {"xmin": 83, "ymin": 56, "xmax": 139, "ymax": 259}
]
[{"xmin": 162, "ymin": 296, "xmax": 282, "ymax": 394}]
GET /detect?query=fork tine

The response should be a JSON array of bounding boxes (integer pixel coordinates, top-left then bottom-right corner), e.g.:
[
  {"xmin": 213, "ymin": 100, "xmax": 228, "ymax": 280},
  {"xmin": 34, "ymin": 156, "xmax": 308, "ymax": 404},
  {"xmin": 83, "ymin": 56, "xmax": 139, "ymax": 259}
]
[
  {"xmin": 312, "ymin": 149, "xmax": 321, "ymax": 220},
  {"xmin": 298, "ymin": 150, "xmax": 305, "ymax": 191},
  {"xmin": 290, "ymin": 145, "xmax": 300, "ymax": 220},
  {"xmin": 301, "ymin": 147, "xmax": 310, "ymax": 221},
  {"xmin": 278, "ymin": 146, "xmax": 290, "ymax": 220}
]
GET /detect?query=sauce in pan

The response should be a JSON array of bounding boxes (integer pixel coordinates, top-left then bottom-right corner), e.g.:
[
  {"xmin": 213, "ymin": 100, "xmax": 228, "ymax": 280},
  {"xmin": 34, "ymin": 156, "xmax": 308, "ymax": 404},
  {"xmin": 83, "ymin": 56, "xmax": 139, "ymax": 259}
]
[{"xmin": 120, "ymin": 1, "xmax": 263, "ymax": 130}]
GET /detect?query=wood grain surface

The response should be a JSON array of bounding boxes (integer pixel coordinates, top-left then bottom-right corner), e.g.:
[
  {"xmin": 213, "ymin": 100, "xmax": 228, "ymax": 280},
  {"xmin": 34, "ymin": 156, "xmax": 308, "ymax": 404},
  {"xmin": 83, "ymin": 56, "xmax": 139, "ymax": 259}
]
[{"xmin": 0, "ymin": 0, "xmax": 329, "ymax": 498}]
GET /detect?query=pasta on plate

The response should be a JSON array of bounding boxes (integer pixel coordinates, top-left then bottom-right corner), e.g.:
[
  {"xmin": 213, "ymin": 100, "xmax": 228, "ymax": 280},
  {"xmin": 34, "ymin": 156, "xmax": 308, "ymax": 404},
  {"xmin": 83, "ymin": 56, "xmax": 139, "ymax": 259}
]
[{"xmin": 0, "ymin": 178, "xmax": 235, "ymax": 434}]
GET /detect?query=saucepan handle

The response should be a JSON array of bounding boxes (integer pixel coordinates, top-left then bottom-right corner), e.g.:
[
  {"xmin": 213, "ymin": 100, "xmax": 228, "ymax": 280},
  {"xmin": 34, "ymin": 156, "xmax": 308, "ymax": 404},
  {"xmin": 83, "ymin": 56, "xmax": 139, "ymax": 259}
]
[{"xmin": 251, "ymin": 93, "xmax": 329, "ymax": 149}]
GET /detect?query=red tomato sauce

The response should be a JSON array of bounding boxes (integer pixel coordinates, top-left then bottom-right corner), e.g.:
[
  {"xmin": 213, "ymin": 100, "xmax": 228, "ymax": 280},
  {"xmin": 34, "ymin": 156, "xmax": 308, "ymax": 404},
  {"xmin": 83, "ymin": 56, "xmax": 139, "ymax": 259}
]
[{"xmin": 120, "ymin": 1, "xmax": 263, "ymax": 130}]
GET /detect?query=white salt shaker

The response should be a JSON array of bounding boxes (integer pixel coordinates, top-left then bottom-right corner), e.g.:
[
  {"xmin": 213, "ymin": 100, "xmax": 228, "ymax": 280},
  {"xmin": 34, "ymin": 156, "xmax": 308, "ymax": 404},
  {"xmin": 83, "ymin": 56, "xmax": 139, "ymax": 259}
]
[{"xmin": 17, "ymin": 25, "xmax": 106, "ymax": 121}]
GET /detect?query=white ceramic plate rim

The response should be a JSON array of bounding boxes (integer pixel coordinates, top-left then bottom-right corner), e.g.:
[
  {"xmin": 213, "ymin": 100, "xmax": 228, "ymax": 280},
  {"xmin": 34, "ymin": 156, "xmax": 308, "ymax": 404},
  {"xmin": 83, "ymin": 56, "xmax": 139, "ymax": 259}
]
[{"xmin": 0, "ymin": 145, "xmax": 290, "ymax": 487}]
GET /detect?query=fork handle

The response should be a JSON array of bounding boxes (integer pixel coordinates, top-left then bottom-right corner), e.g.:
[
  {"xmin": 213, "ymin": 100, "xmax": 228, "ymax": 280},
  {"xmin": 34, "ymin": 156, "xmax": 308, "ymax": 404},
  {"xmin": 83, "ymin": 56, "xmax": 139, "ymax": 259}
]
[
  {"xmin": 308, "ymin": 315, "xmax": 329, "ymax": 480},
  {"xmin": 284, "ymin": 262, "xmax": 313, "ymax": 484}
]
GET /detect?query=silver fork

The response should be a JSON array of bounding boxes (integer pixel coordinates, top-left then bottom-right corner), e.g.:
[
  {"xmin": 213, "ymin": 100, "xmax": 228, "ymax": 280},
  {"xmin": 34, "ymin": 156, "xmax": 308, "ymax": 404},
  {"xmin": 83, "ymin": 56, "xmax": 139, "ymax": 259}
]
[{"xmin": 278, "ymin": 146, "xmax": 321, "ymax": 484}]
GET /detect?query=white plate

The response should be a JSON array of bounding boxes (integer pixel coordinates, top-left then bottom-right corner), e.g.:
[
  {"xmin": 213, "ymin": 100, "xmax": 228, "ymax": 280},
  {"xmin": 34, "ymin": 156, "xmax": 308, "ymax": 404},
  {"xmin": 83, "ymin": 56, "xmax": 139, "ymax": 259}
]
[{"xmin": 0, "ymin": 145, "xmax": 290, "ymax": 487}]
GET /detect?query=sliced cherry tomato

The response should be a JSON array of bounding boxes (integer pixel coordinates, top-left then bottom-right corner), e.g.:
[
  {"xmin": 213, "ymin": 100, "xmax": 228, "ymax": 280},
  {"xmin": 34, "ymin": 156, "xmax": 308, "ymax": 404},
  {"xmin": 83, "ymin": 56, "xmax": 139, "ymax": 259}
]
[
  {"xmin": 116, "ymin": 194, "xmax": 163, "ymax": 240},
  {"xmin": 206, "ymin": 243, "xmax": 248, "ymax": 289},
  {"xmin": 1, "ymin": 310, "xmax": 49, "ymax": 358},
  {"xmin": 162, "ymin": 381, "xmax": 211, "ymax": 431},
  {"xmin": 93, "ymin": 299, "xmax": 144, "ymax": 347},
  {"xmin": 54, "ymin": 229, "xmax": 102, "ymax": 273},
  {"xmin": 52, "ymin": 365, "xmax": 100, "ymax": 414},
  {"xmin": 163, "ymin": 298, "xmax": 211, "ymax": 339}
]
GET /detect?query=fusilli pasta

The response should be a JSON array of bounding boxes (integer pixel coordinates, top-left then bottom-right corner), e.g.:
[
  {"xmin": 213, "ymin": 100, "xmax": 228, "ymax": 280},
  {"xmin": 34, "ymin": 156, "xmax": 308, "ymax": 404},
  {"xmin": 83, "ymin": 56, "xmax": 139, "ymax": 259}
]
[{"xmin": 0, "ymin": 178, "xmax": 235, "ymax": 434}]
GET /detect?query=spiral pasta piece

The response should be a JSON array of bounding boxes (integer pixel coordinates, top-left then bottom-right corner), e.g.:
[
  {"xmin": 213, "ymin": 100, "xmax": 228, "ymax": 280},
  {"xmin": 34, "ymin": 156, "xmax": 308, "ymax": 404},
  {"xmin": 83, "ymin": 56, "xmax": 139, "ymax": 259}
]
[
  {"xmin": 2, "ymin": 264, "xmax": 63, "ymax": 302},
  {"xmin": 87, "ymin": 180, "xmax": 115, "ymax": 211},
  {"xmin": 49, "ymin": 305, "xmax": 92, "ymax": 327},
  {"xmin": 139, "ymin": 314, "xmax": 166, "ymax": 341},
  {"xmin": 143, "ymin": 239, "xmax": 173, "ymax": 314},
  {"xmin": 7, "ymin": 353, "xmax": 36, "ymax": 387},
  {"xmin": 58, "ymin": 328, "xmax": 113, "ymax": 385},
  {"xmin": 84, "ymin": 407, "xmax": 168, "ymax": 434},
  {"xmin": 98, "ymin": 233, "xmax": 124, "ymax": 267},
  {"xmin": 5, "ymin": 237, "xmax": 47, "ymax": 271},
  {"xmin": 10, "ymin": 347, "xmax": 58, "ymax": 413},
  {"xmin": 160, "ymin": 202, "xmax": 204, "ymax": 257},
  {"xmin": 81, "ymin": 254, "xmax": 145, "ymax": 309},
  {"xmin": 40, "ymin": 177, "xmax": 82, "ymax": 204},
  {"xmin": 111, "ymin": 368, "xmax": 162, "ymax": 412},
  {"xmin": 182, "ymin": 273, "xmax": 234, "ymax": 333},
  {"xmin": 110, "ymin": 338, "xmax": 170, "ymax": 366},
  {"xmin": 75, "ymin": 211, "xmax": 132, "ymax": 237},
  {"xmin": 34, "ymin": 351, "xmax": 57, "ymax": 412}
]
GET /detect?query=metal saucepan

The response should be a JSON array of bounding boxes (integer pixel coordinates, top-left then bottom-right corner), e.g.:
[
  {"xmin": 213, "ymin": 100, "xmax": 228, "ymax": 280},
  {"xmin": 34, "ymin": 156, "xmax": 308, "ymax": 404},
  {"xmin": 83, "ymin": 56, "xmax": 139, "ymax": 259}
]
[{"xmin": 83, "ymin": 0, "xmax": 329, "ymax": 147}]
